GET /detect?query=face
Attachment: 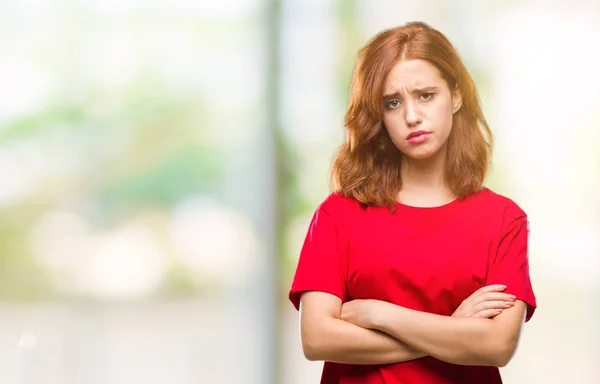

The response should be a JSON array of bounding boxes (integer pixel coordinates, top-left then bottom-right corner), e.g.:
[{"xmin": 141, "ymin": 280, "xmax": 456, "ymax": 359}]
[{"xmin": 381, "ymin": 59, "xmax": 461, "ymax": 160}]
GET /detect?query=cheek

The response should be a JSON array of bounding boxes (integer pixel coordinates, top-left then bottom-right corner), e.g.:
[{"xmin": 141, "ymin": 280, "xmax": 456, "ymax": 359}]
[
  {"xmin": 429, "ymin": 102, "xmax": 454, "ymax": 130},
  {"xmin": 382, "ymin": 115, "xmax": 405, "ymax": 141}
]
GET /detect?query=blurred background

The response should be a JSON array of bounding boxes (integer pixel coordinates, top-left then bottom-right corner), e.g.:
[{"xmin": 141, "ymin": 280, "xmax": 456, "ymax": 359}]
[{"xmin": 0, "ymin": 0, "xmax": 598, "ymax": 383}]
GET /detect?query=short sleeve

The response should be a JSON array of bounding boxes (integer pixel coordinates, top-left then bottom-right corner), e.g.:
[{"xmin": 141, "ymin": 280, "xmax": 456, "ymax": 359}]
[
  {"xmin": 486, "ymin": 208, "xmax": 537, "ymax": 322},
  {"xmin": 288, "ymin": 200, "xmax": 347, "ymax": 311}
]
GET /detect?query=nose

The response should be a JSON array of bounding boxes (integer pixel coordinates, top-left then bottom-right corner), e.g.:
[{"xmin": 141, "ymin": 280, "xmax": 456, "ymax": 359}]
[{"xmin": 404, "ymin": 100, "xmax": 422, "ymax": 127}]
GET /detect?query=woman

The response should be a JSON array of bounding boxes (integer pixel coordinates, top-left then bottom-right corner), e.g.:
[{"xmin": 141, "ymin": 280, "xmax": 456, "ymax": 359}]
[{"xmin": 288, "ymin": 22, "xmax": 536, "ymax": 384}]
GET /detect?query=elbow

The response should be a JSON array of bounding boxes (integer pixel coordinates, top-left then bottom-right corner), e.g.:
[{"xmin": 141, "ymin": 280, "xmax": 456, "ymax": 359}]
[
  {"xmin": 301, "ymin": 340, "xmax": 321, "ymax": 361},
  {"xmin": 493, "ymin": 346, "xmax": 516, "ymax": 368},
  {"xmin": 489, "ymin": 339, "xmax": 518, "ymax": 368},
  {"xmin": 490, "ymin": 352, "xmax": 512, "ymax": 368},
  {"xmin": 463, "ymin": 331, "xmax": 518, "ymax": 367},
  {"xmin": 302, "ymin": 347, "xmax": 323, "ymax": 361},
  {"xmin": 300, "ymin": 326, "xmax": 326, "ymax": 361}
]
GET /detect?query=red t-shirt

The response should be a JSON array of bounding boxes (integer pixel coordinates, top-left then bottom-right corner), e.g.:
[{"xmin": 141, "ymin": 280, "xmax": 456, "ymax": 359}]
[{"xmin": 289, "ymin": 188, "xmax": 537, "ymax": 384}]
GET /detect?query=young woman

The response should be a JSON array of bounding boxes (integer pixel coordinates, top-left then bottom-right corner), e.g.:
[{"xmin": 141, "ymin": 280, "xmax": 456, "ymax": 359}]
[{"xmin": 289, "ymin": 22, "xmax": 536, "ymax": 384}]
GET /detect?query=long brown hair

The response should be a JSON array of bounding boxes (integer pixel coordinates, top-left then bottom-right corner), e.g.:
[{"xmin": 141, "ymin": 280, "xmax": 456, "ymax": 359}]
[{"xmin": 330, "ymin": 21, "xmax": 493, "ymax": 210}]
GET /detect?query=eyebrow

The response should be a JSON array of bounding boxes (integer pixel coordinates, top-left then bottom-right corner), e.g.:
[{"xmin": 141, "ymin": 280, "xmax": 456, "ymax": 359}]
[{"xmin": 382, "ymin": 86, "xmax": 439, "ymax": 101}]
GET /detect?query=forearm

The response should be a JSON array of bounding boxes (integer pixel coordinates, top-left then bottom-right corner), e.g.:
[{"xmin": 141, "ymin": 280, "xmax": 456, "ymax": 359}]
[
  {"xmin": 302, "ymin": 317, "xmax": 426, "ymax": 365},
  {"xmin": 373, "ymin": 303, "xmax": 503, "ymax": 366}
]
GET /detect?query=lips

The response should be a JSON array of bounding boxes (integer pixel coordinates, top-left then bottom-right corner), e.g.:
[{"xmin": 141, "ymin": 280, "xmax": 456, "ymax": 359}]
[{"xmin": 406, "ymin": 130, "xmax": 430, "ymax": 140}]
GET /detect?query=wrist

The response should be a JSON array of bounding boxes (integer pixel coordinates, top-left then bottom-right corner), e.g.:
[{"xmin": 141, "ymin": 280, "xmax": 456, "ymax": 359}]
[{"xmin": 371, "ymin": 300, "xmax": 394, "ymax": 330}]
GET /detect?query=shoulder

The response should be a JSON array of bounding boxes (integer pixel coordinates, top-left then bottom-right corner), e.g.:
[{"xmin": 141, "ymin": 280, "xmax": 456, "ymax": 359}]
[
  {"xmin": 468, "ymin": 187, "xmax": 527, "ymax": 224},
  {"xmin": 318, "ymin": 191, "xmax": 366, "ymax": 220}
]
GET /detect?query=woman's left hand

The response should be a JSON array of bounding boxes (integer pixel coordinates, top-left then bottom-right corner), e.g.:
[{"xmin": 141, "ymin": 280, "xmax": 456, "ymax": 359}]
[{"xmin": 341, "ymin": 299, "xmax": 384, "ymax": 329}]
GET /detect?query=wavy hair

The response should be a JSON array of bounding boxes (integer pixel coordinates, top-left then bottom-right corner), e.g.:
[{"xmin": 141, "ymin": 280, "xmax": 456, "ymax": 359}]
[{"xmin": 330, "ymin": 21, "xmax": 493, "ymax": 210}]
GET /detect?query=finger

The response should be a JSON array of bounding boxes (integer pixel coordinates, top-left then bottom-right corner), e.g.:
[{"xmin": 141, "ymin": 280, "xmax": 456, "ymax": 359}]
[
  {"xmin": 463, "ymin": 286, "xmax": 509, "ymax": 306},
  {"xmin": 479, "ymin": 292, "xmax": 516, "ymax": 302},
  {"xmin": 472, "ymin": 284, "xmax": 507, "ymax": 297},
  {"xmin": 474, "ymin": 308, "xmax": 503, "ymax": 318},
  {"xmin": 474, "ymin": 300, "xmax": 515, "ymax": 312}
]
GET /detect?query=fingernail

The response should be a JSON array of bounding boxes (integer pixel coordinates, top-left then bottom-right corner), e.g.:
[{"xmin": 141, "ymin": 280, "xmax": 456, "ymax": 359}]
[{"xmin": 509, "ymin": 295, "xmax": 516, "ymax": 299}]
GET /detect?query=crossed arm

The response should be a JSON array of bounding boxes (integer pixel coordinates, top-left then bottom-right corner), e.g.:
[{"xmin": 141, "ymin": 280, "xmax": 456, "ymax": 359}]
[
  {"xmin": 299, "ymin": 290, "xmax": 527, "ymax": 367},
  {"xmin": 299, "ymin": 293, "xmax": 426, "ymax": 365}
]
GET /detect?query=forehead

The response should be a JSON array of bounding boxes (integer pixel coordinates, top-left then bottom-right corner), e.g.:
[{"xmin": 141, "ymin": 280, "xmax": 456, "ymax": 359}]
[{"xmin": 383, "ymin": 59, "xmax": 445, "ymax": 92}]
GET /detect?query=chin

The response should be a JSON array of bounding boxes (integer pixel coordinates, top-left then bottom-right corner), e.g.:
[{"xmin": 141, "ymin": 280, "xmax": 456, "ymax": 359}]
[{"xmin": 401, "ymin": 148, "xmax": 438, "ymax": 160}]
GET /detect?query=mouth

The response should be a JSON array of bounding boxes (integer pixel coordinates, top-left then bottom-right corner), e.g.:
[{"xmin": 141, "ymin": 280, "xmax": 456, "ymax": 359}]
[{"xmin": 406, "ymin": 130, "xmax": 431, "ymax": 140}]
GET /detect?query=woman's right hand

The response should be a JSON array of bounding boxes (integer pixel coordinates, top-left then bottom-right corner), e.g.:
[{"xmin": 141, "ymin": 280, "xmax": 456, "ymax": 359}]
[{"xmin": 452, "ymin": 284, "xmax": 516, "ymax": 318}]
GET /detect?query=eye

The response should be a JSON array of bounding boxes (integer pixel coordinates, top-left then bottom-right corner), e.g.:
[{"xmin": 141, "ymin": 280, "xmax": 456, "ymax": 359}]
[
  {"xmin": 386, "ymin": 99, "xmax": 401, "ymax": 109},
  {"xmin": 420, "ymin": 92, "xmax": 435, "ymax": 101}
]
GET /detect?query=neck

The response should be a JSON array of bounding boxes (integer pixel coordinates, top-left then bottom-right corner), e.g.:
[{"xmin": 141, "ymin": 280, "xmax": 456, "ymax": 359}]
[
  {"xmin": 398, "ymin": 148, "xmax": 455, "ymax": 205},
  {"xmin": 401, "ymin": 150, "xmax": 447, "ymax": 187}
]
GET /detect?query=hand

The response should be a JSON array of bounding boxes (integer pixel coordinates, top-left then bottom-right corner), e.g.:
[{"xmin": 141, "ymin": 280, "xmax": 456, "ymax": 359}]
[
  {"xmin": 452, "ymin": 284, "xmax": 516, "ymax": 318},
  {"xmin": 341, "ymin": 299, "xmax": 382, "ymax": 329}
]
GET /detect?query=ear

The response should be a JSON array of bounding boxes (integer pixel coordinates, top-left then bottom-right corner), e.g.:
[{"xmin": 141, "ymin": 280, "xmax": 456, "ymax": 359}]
[{"xmin": 452, "ymin": 86, "xmax": 462, "ymax": 114}]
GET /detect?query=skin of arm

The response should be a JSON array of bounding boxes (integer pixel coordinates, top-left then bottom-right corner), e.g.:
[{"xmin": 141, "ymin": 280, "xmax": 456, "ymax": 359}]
[
  {"xmin": 299, "ymin": 291, "xmax": 426, "ymax": 364},
  {"xmin": 300, "ymin": 285, "xmax": 518, "ymax": 365},
  {"xmin": 342, "ymin": 299, "xmax": 527, "ymax": 367}
]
